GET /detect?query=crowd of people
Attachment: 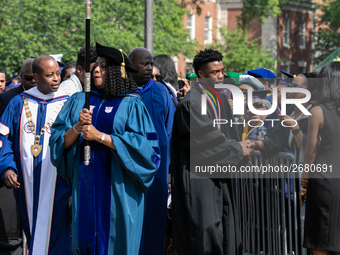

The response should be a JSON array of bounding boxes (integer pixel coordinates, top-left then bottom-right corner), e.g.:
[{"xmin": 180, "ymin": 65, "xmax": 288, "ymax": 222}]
[{"xmin": 0, "ymin": 44, "xmax": 339, "ymax": 255}]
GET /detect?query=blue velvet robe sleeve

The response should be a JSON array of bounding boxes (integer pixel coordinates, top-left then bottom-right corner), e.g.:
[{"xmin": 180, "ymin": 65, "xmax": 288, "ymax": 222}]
[
  {"xmin": 142, "ymin": 82, "xmax": 175, "ymax": 175},
  {"xmin": 0, "ymin": 96, "xmax": 22, "ymax": 183}
]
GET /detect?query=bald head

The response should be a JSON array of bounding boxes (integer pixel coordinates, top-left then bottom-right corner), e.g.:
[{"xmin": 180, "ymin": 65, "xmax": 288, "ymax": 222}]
[
  {"xmin": 129, "ymin": 47, "xmax": 151, "ymax": 61},
  {"xmin": 129, "ymin": 47, "xmax": 153, "ymax": 86},
  {"xmin": 21, "ymin": 58, "xmax": 37, "ymax": 90},
  {"xmin": 21, "ymin": 58, "xmax": 35, "ymax": 74},
  {"xmin": 33, "ymin": 55, "xmax": 61, "ymax": 95},
  {"xmin": 296, "ymin": 74, "xmax": 308, "ymax": 87},
  {"xmin": 32, "ymin": 55, "xmax": 56, "ymax": 75}
]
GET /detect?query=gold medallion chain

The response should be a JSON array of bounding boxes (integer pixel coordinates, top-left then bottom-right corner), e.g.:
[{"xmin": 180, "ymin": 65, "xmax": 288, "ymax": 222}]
[{"xmin": 23, "ymin": 97, "xmax": 65, "ymax": 157}]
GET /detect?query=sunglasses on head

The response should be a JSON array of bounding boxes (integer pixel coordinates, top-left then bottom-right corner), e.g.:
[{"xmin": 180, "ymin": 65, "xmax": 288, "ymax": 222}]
[{"xmin": 151, "ymin": 74, "xmax": 162, "ymax": 82}]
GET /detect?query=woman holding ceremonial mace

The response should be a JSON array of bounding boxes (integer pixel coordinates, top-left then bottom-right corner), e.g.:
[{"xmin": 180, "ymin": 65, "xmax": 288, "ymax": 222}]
[{"xmin": 50, "ymin": 43, "xmax": 160, "ymax": 255}]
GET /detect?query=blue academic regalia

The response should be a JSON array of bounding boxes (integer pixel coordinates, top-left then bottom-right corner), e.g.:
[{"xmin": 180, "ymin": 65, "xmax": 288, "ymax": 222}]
[
  {"xmin": 50, "ymin": 90, "xmax": 160, "ymax": 255},
  {"xmin": 0, "ymin": 87, "xmax": 72, "ymax": 255},
  {"xmin": 138, "ymin": 78, "xmax": 176, "ymax": 255}
]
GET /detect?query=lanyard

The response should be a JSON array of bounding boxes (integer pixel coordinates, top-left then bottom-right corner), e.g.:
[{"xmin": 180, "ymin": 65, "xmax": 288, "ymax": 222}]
[
  {"xmin": 242, "ymin": 122, "xmax": 259, "ymax": 140},
  {"xmin": 198, "ymin": 83, "xmax": 221, "ymax": 130}
]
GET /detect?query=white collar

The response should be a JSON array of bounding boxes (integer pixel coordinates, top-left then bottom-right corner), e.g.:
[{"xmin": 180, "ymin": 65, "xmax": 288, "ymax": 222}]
[{"xmin": 23, "ymin": 86, "xmax": 69, "ymax": 100}]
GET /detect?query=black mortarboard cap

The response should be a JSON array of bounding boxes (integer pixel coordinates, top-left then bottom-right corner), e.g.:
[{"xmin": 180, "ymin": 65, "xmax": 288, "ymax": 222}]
[
  {"xmin": 279, "ymin": 69, "xmax": 296, "ymax": 78},
  {"xmin": 247, "ymin": 67, "xmax": 276, "ymax": 79},
  {"xmin": 253, "ymin": 89, "xmax": 271, "ymax": 99},
  {"xmin": 278, "ymin": 78, "xmax": 292, "ymax": 86},
  {"xmin": 243, "ymin": 89, "xmax": 271, "ymax": 100},
  {"xmin": 96, "ymin": 42, "xmax": 138, "ymax": 75},
  {"xmin": 58, "ymin": 61, "xmax": 65, "ymax": 67}
]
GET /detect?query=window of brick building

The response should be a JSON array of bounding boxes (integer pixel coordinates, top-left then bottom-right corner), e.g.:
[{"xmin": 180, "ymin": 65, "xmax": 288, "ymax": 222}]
[
  {"xmin": 299, "ymin": 21, "xmax": 306, "ymax": 49},
  {"xmin": 187, "ymin": 14, "xmax": 195, "ymax": 40},
  {"xmin": 281, "ymin": 64, "xmax": 290, "ymax": 75},
  {"xmin": 185, "ymin": 61, "xmax": 194, "ymax": 74},
  {"xmin": 298, "ymin": 61, "xmax": 307, "ymax": 73},
  {"xmin": 298, "ymin": 67, "xmax": 306, "ymax": 73},
  {"xmin": 283, "ymin": 18, "xmax": 290, "ymax": 48},
  {"xmin": 204, "ymin": 16, "xmax": 212, "ymax": 45}
]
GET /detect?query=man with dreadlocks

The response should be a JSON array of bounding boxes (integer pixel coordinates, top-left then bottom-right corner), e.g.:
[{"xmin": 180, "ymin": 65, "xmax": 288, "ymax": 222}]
[
  {"xmin": 171, "ymin": 49, "xmax": 253, "ymax": 255},
  {"xmin": 49, "ymin": 42, "xmax": 160, "ymax": 255}
]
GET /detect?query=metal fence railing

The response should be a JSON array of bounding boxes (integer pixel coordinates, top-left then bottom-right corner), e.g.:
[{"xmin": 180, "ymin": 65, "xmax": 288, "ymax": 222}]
[{"xmin": 234, "ymin": 150, "xmax": 308, "ymax": 255}]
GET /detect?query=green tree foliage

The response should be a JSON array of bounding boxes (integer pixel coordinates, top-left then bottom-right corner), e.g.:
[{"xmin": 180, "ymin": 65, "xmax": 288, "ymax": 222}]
[
  {"xmin": 180, "ymin": 0, "xmax": 204, "ymax": 15},
  {"xmin": 214, "ymin": 27, "xmax": 276, "ymax": 73},
  {"xmin": 0, "ymin": 0, "xmax": 197, "ymax": 76},
  {"xmin": 182, "ymin": 0, "xmax": 293, "ymax": 28},
  {"xmin": 238, "ymin": 0, "xmax": 296, "ymax": 29},
  {"xmin": 314, "ymin": 0, "xmax": 340, "ymax": 64}
]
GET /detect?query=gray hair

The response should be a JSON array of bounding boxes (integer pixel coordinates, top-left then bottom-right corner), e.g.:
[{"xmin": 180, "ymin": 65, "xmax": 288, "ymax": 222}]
[
  {"xmin": 296, "ymin": 74, "xmax": 308, "ymax": 87},
  {"xmin": 259, "ymin": 99, "xmax": 272, "ymax": 110}
]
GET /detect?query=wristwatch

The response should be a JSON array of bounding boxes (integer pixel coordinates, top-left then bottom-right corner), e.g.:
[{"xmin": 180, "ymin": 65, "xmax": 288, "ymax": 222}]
[{"xmin": 292, "ymin": 128, "xmax": 301, "ymax": 135}]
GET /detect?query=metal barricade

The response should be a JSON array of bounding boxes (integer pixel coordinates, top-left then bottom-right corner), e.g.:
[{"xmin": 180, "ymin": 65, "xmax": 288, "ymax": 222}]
[{"xmin": 234, "ymin": 150, "xmax": 307, "ymax": 255}]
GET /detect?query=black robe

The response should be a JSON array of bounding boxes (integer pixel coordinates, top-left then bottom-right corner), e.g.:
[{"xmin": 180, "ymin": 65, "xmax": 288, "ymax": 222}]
[{"xmin": 170, "ymin": 83, "xmax": 245, "ymax": 255}]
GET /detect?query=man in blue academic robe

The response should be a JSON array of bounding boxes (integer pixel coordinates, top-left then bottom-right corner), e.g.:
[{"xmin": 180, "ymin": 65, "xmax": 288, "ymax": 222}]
[
  {"xmin": 0, "ymin": 55, "xmax": 71, "ymax": 255},
  {"xmin": 129, "ymin": 47, "xmax": 176, "ymax": 255}
]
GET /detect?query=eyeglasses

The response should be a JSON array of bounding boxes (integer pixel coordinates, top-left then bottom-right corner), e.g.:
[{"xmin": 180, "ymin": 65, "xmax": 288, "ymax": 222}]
[
  {"xmin": 23, "ymin": 76, "xmax": 35, "ymax": 81},
  {"xmin": 151, "ymin": 74, "xmax": 162, "ymax": 82}
]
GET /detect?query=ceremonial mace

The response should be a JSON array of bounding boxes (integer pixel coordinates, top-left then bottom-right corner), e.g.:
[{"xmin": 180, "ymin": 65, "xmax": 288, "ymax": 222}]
[{"xmin": 84, "ymin": 0, "xmax": 92, "ymax": 166}]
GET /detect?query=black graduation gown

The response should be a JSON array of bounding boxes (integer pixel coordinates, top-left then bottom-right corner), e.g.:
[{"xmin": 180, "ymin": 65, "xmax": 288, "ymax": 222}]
[{"xmin": 170, "ymin": 84, "xmax": 245, "ymax": 255}]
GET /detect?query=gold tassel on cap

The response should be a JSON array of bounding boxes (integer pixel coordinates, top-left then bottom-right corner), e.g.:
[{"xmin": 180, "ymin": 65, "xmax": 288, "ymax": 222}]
[
  {"xmin": 119, "ymin": 49, "xmax": 127, "ymax": 79},
  {"xmin": 121, "ymin": 62, "xmax": 127, "ymax": 79}
]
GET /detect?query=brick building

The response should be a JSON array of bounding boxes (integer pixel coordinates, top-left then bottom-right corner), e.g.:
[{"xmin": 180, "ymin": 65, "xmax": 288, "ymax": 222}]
[
  {"xmin": 177, "ymin": 0, "xmax": 316, "ymax": 77},
  {"xmin": 176, "ymin": 0, "xmax": 219, "ymax": 77},
  {"xmin": 276, "ymin": 2, "xmax": 316, "ymax": 75}
]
